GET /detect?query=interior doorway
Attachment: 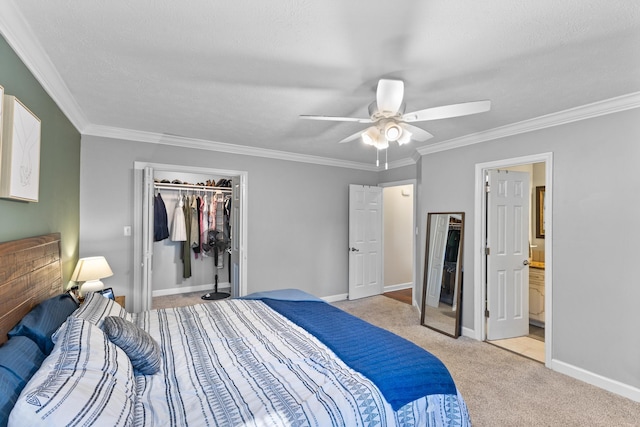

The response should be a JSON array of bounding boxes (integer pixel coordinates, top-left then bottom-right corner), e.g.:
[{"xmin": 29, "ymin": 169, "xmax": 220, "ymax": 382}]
[
  {"xmin": 474, "ymin": 153, "xmax": 553, "ymax": 366},
  {"xmin": 381, "ymin": 180, "xmax": 417, "ymax": 306}
]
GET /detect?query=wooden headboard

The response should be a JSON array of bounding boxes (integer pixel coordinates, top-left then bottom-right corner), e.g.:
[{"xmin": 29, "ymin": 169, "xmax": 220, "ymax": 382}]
[{"xmin": 0, "ymin": 233, "xmax": 63, "ymax": 345}]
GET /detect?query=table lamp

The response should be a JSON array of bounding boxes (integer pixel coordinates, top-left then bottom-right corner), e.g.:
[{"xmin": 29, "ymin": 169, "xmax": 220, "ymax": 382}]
[{"xmin": 71, "ymin": 256, "xmax": 113, "ymax": 296}]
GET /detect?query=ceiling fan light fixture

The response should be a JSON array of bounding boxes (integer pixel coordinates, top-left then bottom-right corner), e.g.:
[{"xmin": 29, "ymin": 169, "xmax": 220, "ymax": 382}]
[
  {"xmin": 384, "ymin": 122, "xmax": 402, "ymax": 141},
  {"xmin": 361, "ymin": 127, "xmax": 379, "ymax": 146},
  {"xmin": 397, "ymin": 128, "xmax": 412, "ymax": 145},
  {"xmin": 362, "ymin": 133, "xmax": 374, "ymax": 146}
]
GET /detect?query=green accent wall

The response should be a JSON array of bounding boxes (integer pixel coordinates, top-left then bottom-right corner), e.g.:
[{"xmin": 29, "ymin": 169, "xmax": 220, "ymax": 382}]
[{"xmin": 0, "ymin": 36, "xmax": 81, "ymax": 285}]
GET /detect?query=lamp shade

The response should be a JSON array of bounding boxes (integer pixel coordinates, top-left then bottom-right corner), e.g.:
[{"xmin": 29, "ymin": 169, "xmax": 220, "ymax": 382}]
[
  {"xmin": 71, "ymin": 256, "xmax": 113, "ymax": 282},
  {"xmin": 71, "ymin": 256, "xmax": 113, "ymax": 296}
]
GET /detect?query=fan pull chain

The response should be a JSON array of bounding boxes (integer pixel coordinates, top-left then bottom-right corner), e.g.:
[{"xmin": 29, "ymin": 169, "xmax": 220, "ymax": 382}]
[
  {"xmin": 376, "ymin": 149, "xmax": 379, "ymax": 167},
  {"xmin": 385, "ymin": 149, "xmax": 388, "ymax": 170}
]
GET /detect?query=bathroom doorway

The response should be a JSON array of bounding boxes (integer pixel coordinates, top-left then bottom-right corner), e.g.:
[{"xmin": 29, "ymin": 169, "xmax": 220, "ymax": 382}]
[{"xmin": 474, "ymin": 153, "xmax": 553, "ymax": 365}]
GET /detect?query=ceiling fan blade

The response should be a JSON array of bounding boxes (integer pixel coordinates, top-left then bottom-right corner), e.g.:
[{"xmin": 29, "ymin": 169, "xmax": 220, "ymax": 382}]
[
  {"xmin": 376, "ymin": 79, "xmax": 404, "ymax": 115},
  {"xmin": 339, "ymin": 129, "xmax": 366, "ymax": 144},
  {"xmin": 299, "ymin": 115, "xmax": 373, "ymax": 124},
  {"xmin": 402, "ymin": 100, "xmax": 491, "ymax": 122},
  {"xmin": 400, "ymin": 123, "xmax": 434, "ymax": 142}
]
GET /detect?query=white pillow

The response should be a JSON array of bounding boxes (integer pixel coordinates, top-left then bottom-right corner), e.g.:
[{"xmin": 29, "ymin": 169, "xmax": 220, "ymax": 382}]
[
  {"xmin": 9, "ymin": 317, "xmax": 135, "ymax": 427},
  {"xmin": 71, "ymin": 291, "xmax": 132, "ymax": 327}
]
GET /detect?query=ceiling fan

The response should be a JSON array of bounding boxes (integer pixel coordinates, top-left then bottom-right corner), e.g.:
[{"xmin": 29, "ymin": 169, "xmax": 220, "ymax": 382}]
[{"xmin": 300, "ymin": 79, "xmax": 491, "ymax": 152}]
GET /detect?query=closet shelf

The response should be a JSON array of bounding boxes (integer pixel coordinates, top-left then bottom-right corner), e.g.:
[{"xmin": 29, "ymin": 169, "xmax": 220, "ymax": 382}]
[{"xmin": 154, "ymin": 182, "xmax": 232, "ymax": 193}]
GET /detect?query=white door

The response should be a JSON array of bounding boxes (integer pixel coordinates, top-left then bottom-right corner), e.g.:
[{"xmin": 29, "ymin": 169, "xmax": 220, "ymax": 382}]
[
  {"xmin": 425, "ymin": 214, "xmax": 449, "ymax": 308},
  {"xmin": 140, "ymin": 166, "xmax": 155, "ymax": 311},
  {"xmin": 348, "ymin": 185, "xmax": 383, "ymax": 300},
  {"xmin": 487, "ymin": 170, "xmax": 530, "ymax": 340},
  {"xmin": 230, "ymin": 176, "xmax": 241, "ymax": 297}
]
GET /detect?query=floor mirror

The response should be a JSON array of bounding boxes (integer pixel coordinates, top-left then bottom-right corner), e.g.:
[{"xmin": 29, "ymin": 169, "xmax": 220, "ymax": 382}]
[{"xmin": 420, "ymin": 212, "xmax": 464, "ymax": 338}]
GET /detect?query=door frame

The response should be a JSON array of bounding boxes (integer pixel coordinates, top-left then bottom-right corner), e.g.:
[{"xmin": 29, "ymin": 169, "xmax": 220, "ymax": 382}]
[
  {"xmin": 379, "ymin": 179, "xmax": 417, "ymax": 305},
  {"xmin": 132, "ymin": 161, "xmax": 248, "ymax": 312},
  {"xmin": 473, "ymin": 153, "xmax": 553, "ymax": 366}
]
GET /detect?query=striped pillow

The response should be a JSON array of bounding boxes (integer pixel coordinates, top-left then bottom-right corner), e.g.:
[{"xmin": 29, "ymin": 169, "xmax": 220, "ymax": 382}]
[
  {"xmin": 72, "ymin": 291, "xmax": 131, "ymax": 327},
  {"xmin": 9, "ymin": 317, "xmax": 135, "ymax": 427},
  {"xmin": 102, "ymin": 316, "xmax": 161, "ymax": 375}
]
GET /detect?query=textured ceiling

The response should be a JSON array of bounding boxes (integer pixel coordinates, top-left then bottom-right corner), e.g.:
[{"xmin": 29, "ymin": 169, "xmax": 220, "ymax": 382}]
[{"xmin": 1, "ymin": 0, "xmax": 639, "ymax": 167}]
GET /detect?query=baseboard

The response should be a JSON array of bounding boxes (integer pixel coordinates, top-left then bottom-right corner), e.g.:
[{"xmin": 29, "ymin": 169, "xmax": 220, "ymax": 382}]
[
  {"xmin": 529, "ymin": 319, "xmax": 545, "ymax": 328},
  {"xmin": 322, "ymin": 293, "xmax": 348, "ymax": 303},
  {"xmin": 383, "ymin": 282, "xmax": 413, "ymax": 292},
  {"xmin": 325, "ymin": 285, "xmax": 412, "ymax": 304},
  {"xmin": 461, "ymin": 327, "xmax": 475, "ymax": 338},
  {"xmin": 550, "ymin": 359, "xmax": 640, "ymax": 402},
  {"xmin": 152, "ymin": 282, "xmax": 231, "ymax": 298}
]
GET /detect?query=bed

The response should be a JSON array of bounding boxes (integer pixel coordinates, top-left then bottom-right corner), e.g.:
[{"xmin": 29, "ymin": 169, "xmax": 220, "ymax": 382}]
[{"xmin": 0, "ymin": 233, "xmax": 471, "ymax": 426}]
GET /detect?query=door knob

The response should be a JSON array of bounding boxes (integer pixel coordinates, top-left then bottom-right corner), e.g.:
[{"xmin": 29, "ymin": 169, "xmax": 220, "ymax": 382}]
[
  {"xmin": 523, "ymin": 260, "xmax": 530, "ymax": 265},
  {"xmin": 350, "ymin": 247, "xmax": 360, "ymax": 252}
]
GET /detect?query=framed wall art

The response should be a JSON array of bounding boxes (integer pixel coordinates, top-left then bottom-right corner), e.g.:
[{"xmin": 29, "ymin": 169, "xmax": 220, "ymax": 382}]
[
  {"xmin": 1, "ymin": 95, "xmax": 41, "ymax": 202},
  {"xmin": 0, "ymin": 85, "xmax": 3, "ymax": 148}
]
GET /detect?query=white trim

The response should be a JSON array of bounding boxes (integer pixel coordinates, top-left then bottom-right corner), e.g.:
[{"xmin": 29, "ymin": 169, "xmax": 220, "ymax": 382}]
[
  {"xmin": 86, "ymin": 125, "xmax": 380, "ymax": 171},
  {"xmin": 152, "ymin": 283, "xmax": 230, "ymax": 298},
  {"xmin": 551, "ymin": 359, "xmax": 640, "ymax": 403},
  {"xmin": 379, "ymin": 179, "xmax": 417, "ymax": 186},
  {"xmin": 383, "ymin": 282, "xmax": 413, "ymax": 292},
  {"xmin": 387, "ymin": 156, "xmax": 417, "ymax": 170},
  {"xmin": 418, "ymin": 92, "xmax": 640, "ymax": 156},
  {"xmin": 473, "ymin": 153, "xmax": 553, "ymax": 368},
  {"xmin": 322, "ymin": 293, "xmax": 349, "ymax": 303},
  {"xmin": 77, "ymin": 92, "xmax": 640, "ymax": 171},
  {"xmin": 461, "ymin": 327, "xmax": 475, "ymax": 338},
  {"xmin": 0, "ymin": 2, "xmax": 89, "ymax": 132}
]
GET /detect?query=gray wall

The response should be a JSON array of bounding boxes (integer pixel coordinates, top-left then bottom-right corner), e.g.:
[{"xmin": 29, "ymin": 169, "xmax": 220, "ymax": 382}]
[
  {"xmin": 79, "ymin": 106, "xmax": 640, "ymax": 392},
  {"xmin": 79, "ymin": 135, "xmax": 378, "ymax": 301},
  {"xmin": 417, "ymin": 107, "xmax": 640, "ymax": 389},
  {"xmin": 0, "ymin": 36, "xmax": 81, "ymax": 283}
]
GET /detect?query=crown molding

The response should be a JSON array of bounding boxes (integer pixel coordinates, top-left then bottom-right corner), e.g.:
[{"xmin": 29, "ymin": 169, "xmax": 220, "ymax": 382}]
[
  {"xmin": 84, "ymin": 124, "xmax": 380, "ymax": 171},
  {"xmin": 0, "ymin": 2, "xmax": 89, "ymax": 132},
  {"xmin": 386, "ymin": 156, "xmax": 417, "ymax": 170},
  {"xmin": 417, "ymin": 91, "xmax": 640, "ymax": 156}
]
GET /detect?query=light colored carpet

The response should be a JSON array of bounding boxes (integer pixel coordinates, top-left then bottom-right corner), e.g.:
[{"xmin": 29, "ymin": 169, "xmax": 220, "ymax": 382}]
[
  {"xmin": 153, "ymin": 292, "xmax": 640, "ymax": 426},
  {"xmin": 152, "ymin": 290, "xmax": 226, "ymax": 309}
]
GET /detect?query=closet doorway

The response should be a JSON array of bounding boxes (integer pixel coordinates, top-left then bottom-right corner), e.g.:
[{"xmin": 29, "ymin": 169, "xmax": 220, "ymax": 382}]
[{"xmin": 133, "ymin": 162, "xmax": 248, "ymax": 312}]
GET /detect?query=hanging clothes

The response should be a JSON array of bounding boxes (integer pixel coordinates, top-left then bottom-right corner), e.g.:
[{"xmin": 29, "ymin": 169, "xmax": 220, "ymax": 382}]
[
  {"xmin": 153, "ymin": 193, "xmax": 169, "ymax": 242},
  {"xmin": 224, "ymin": 196, "xmax": 231, "ymax": 241},
  {"xmin": 198, "ymin": 195, "xmax": 205, "ymax": 255},
  {"xmin": 170, "ymin": 194, "xmax": 187, "ymax": 242},
  {"xmin": 224, "ymin": 196, "xmax": 232, "ymax": 282},
  {"xmin": 190, "ymin": 195, "xmax": 200, "ymax": 258},
  {"xmin": 182, "ymin": 195, "xmax": 192, "ymax": 278},
  {"xmin": 209, "ymin": 194, "xmax": 217, "ymax": 230}
]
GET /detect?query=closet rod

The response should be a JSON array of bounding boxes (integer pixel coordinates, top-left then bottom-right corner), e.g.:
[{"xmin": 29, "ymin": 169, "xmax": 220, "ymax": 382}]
[{"xmin": 154, "ymin": 182, "xmax": 232, "ymax": 193}]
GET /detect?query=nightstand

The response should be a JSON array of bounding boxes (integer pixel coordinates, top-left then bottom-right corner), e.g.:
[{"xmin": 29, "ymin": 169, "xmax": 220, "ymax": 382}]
[{"xmin": 115, "ymin": 295, "xmax": 125, "ymax": 308}]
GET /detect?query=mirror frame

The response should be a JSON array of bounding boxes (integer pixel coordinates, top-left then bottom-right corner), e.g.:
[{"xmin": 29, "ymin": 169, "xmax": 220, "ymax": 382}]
[{"xmin": 420, "ymin": 212, "xmax": 465, "ymax": 338}]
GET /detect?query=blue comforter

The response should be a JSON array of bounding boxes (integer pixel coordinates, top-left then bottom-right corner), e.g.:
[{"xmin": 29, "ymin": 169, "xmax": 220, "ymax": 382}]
[{"xmin": 260, "ymin": 298, "xmax": 457, "ymax": 411}]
